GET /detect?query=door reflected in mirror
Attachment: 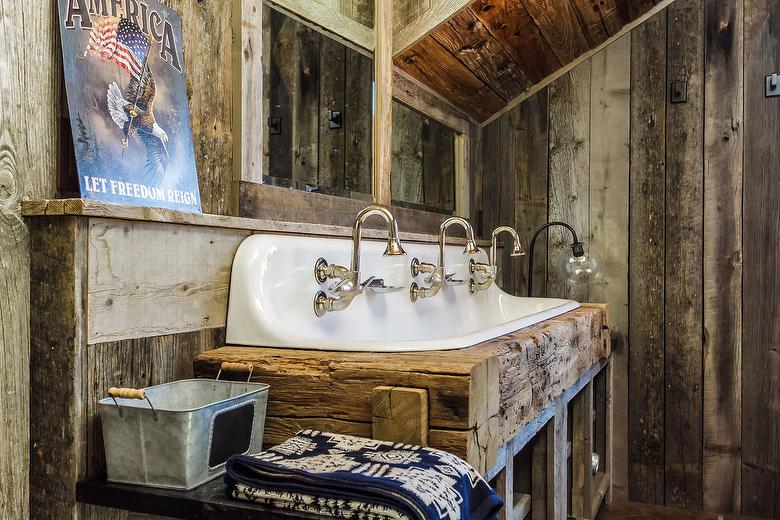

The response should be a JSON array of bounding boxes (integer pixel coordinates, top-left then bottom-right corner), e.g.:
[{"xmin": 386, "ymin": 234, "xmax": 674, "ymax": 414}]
[{"xmin": 263, "ymin": 3, "xmax": 457, "ymax": 215}]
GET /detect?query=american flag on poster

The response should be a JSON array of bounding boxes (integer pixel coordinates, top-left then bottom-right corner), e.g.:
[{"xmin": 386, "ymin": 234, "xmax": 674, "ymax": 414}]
[
  {"xmin": 85, "ymin": 17, "xmax": 150, "ymax": 79},
  {"xmin": 57, "ymin": 0, "xmax": 201, "ymax": 213}
]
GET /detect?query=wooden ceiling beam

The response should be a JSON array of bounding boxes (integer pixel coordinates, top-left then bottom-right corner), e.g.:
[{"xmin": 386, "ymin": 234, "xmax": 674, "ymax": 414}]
[
  {"xmin": 264, "ymin": 0, "xmax": 375, "ymax": 52},
  {"xmin": 393, "ymin": 0, "xmax": 475, "ymax": 56}
]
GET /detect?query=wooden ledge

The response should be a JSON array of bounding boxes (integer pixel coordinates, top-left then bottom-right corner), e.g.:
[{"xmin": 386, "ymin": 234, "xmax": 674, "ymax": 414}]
[
  {"xmin": 77, "ymin": 477, "xmax": 326, "ymax": 519},
  {"xmin": 22, "ymin": 198, "xmax": 489, "ymax": 246}
]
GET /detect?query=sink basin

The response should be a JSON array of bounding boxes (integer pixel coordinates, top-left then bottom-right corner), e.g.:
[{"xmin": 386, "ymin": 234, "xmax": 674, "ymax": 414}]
[{"xmin": 225, "ymin": 234, "xmax": 579, "ymax": 352}]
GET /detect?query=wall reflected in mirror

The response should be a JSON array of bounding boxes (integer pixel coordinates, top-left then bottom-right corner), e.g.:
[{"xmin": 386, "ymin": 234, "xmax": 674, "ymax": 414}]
[{"xmin": 262, "ymin": 3, "xmax": 457, "ymax": 215}]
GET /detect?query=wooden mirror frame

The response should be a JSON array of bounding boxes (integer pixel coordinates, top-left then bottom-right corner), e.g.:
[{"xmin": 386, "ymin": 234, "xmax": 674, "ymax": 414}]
[{"xmin": 231, "ymin": 0, "xmax": 476, "ymax": 227}]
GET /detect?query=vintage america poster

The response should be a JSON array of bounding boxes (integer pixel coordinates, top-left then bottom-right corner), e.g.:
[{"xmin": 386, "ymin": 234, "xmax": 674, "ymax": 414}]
[{"xmin": 58, "ymin": 0, "xmax": 201, "ymax": 212}]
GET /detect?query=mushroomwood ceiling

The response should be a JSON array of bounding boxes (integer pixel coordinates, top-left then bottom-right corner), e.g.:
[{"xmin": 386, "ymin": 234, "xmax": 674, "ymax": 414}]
[{"xmin": 394, "ymin": 0, "xmax": 663, "ymax": 122}]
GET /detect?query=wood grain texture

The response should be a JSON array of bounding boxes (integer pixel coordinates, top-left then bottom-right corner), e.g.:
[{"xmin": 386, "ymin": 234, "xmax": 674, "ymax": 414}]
[
  {"xmin": 233, "ymin": 0, "xmax": 264, "ymax": 185},
  {"xmin": 597, "ymin": 0, "xmax": 625, "ymax": 35},
  {"xmin": 664, "ymin": 0, "xmax": 704, "ymax": 508},
  {"xmin": 392, "ymin": 103, "xmax": 425, "ymax": 205},
  {"xmin": 265, "ymin": 0, "xmax": 374, "ymax": 51},
  {"xmin": 0, "ymin": 0, "xmax": 59, "ymax": 514},
  {"xmin": 392, "ymin": 0, "xmax": 474, "ymax": 55},
  {"xmin": 628, "ymin": 10, "xmax": 666, "ymax": 505},
  {"xmin": 588, "ymin": 33, "xmax": 630, "ymax": 502},
  {"xmin": 392, "ymin": 70, "xmax": 474, "ymax": 133},
  {"xmin": 29, "ymin": 217, "xmax": 88, "ymax": 519},
  {"xmin": 86, "ymin": 218, "xmax": 249, "ymax": 344},
  {"xmin": 372, "ymin": 387, "xmax": 429, "ymax": 446},
  {"xmin": 470, "ymin": 0, "xmax": 561, "ymax": 83},
  {"xmin": 23, "ymin": 197, "xmax": 479, "ymax": 245},
  {"xmin": 170, "ymin": 0, "xmax": 235, "ymax": 215},
  {"xmin": 547, "ymin": 61, "xmax": 591, "ymax": 302},
  {"xmin": 520, "ymin": 91, "xmax": 550, "ymax": 298},
  {"xmin": 702, "ymin": 0, "xmax": 743, "ymax": 512},
  {"xmin": 742, "ymin": 0, "xmax": 780, "ymax": 515},
  {"xmin": 266, "ymin": 10, "xmax": 296, "ymax": 180},
  {"xmin": 372, "ymin": 0, "xmax": 393, "ymax": 205},
  {"xmin": 569, "ymin": 0, "xmax": 610, "ymax": 46},
  {"xmin": 395, "ymin": 35, "xmax": 505, "ymax": 122},
  {"xmin": 318, "ymin": 36, "xmax": 347, "ymax": 189},
  {"xmin": 521, "ymin": 0, "xmax": 591, "ymax": 63},
  {"xmin": 0, "ymin": 212, "xmax": 32, "ymax": 520},
  {"xmin": 430, "ymin": 8, "xmax": 532, "ymax": 100},
  {"xmin": 292, "ymin": 23, "xmax": 321, "ymax": 185},
  {"xmin": 194, "ymin": 306, "xmax": 607, "ymax": 474},
  {"xmin": 343, "ymin": 47, "xmax": 373, "ymax": 194},
  {"xmin": 572, "ymin": 381, "xmax": 595, "ymax": 519}
]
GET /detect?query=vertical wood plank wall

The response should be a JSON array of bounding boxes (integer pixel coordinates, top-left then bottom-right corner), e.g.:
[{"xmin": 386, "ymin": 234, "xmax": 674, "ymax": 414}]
[{"xmin": 477, "ymin": 0, "xmax": 780, "ymax": 515}]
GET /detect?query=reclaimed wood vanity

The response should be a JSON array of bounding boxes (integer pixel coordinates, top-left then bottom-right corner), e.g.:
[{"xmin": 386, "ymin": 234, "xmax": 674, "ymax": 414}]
[
  {"xmin": 194, "ymin": 305, "xmax": 612, "ymax": 520},
  {"xmin": 25, "ymin": 200, "xmax": 613, "ymax": 520}
]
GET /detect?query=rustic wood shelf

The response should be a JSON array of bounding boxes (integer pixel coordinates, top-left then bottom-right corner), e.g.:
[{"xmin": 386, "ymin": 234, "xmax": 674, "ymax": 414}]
[
  {"xmin": 22, "ymin": 197, "xmax": 491, "ymax": 246},
  {"xmin": 77, "ymin": 477, "xmax": 326, "ymax": 519}
]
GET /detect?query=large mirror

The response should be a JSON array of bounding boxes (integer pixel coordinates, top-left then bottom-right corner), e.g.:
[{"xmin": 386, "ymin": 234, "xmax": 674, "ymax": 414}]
[{"xmin": 262, "ymin": 4, "xmax": 458, "ymax": 215}]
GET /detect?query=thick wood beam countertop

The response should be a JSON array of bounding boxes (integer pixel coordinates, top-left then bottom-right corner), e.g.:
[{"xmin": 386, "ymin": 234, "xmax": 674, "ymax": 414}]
[{"xmin": 194, "ymin": 304, "xmax": 610, "ymax": 474}]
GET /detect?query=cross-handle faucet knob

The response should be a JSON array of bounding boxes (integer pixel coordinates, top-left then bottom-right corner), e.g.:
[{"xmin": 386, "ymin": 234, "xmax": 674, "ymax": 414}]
[
  {"xmin": 470, "ymin": 226, "xmax": 525, "ymax": 294},
  {"xmin": 314, "ymin": 204, "xmax": 406, "ymax": 316},
  {"xmin": 410, "ymin": 216, "xmax": 480, "ymax": 302}
]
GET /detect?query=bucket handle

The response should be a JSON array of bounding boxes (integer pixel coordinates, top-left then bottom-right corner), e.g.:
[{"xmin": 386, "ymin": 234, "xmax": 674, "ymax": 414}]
[
  {"xmin": 108, "ymin": 387, "xmax": 158, "ymax": 419},
  {"xmin": 216, "ymin": 362, "xmax": 254, "ymax": 382}
]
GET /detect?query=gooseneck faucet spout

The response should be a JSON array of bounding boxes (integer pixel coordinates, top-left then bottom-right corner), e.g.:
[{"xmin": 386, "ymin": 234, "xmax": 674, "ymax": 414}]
[
  {"xmin": 470, "ymin": 226, "xmax": 525, "ymax": 293},
  {"xmin": 410, "ymin": 216, "xmax": 480, "ymax": 302},
  {"xmin": 314, "ymin": 204, "xmax": 406, "ymax": 316},
  {"xmin": 351, "ymin": 205, "xmax": 406, "ymax": 274}
]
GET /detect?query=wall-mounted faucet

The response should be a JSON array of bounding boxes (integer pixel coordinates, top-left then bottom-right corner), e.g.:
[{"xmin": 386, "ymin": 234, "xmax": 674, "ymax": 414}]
[
  {"xmin": 470, "ymin": 226, "xmax": 525, "ymax": 293},
  {"xmin": 313, "ymin": 204, "xmax": 406, "ymax": 316},
  {"xmin": 410, "ymin": 216, "xmax": 480, "ymax": 302}
]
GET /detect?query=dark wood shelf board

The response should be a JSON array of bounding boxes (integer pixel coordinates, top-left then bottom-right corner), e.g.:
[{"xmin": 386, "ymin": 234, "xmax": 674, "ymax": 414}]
[{"xmin": 77, "ymin": 477, "xmax": 328, "ymax": 520}]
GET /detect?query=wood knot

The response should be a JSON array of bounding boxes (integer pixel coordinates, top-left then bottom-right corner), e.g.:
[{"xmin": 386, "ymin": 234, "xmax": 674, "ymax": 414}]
[{"xmin": 0, "ymin": 140, "xmax": 19, "ymax": 210}]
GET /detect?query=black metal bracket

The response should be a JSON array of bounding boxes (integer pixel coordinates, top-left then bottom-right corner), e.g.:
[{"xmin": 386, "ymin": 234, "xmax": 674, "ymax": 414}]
[
  {"xmin": 267, "ymin": 117, "xmax": 281, "ymax": 135},
  {"xmin": 670, "ymin": 81, "xmax": 688, "ymax": 104},
  {"xmin": 766, "ymin": 73, "xmax": 780, "ymax": 97},
  {"xmin": 327, "ymin": 111, "xmax": 342, "ymax": 129}
]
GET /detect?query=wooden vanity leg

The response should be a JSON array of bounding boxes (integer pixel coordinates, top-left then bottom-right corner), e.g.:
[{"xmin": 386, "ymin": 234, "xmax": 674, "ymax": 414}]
[
  {"xmin": 496, "ymin": 446, "xmax": 514, "ymax": 520},
  {"xmin": 371, "ymin": 386, "xmax": 429, "ymax": 446},
  {"xmin": 550, "ymin": 398, "xmax": 569, "ymax": 520},
  {"xmin": 605, "ymin": 359, "xmax": 614, "ymax": 505},
  {"xmin": 572, "ymin": 381, "xmax": 595, "ymax": 519}
]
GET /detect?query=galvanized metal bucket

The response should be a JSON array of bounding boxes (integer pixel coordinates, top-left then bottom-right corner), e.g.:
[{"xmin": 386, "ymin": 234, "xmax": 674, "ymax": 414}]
[{"xmin": 99, "ymin": 362, "xmax": 269, "ymax": 491}]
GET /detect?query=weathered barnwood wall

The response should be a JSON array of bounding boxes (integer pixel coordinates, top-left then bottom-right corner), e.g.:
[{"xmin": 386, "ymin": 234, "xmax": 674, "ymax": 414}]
[
  {"xmin": 478, "ymin": 0, "xmax": 779, "ymax": 516},
  {"xmin": 2, "ymin": 0, "xmax": 235, "ymax": 517}
]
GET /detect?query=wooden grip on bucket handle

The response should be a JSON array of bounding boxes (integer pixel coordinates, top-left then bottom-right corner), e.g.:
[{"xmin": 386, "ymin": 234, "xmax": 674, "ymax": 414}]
[
  {"xmin": 108, "ymin": 387, "xmax": 146, "ymax": 400},
  {"xmin": 216, "ymin": 362, "xmax": 254, "ymax": 382},
  {"xmin": 107, "ymin": 387, "xmax": 158, "ymax": 418}
]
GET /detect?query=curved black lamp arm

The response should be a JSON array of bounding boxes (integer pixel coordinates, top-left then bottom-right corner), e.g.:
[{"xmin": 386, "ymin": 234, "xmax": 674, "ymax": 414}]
[{"xmin": 527, "ymin": 221, "xmax": 584, "ymax": 297}]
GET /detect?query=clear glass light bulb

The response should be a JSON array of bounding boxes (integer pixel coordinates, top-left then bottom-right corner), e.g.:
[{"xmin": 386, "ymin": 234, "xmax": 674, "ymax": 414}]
[{"xmin": 563, "ymin": 246, "xmax": 600, "ymax": 287}]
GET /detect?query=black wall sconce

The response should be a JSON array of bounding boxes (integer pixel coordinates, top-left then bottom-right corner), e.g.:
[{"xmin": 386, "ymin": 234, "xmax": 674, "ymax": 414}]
[{"xmin": 527, "ymin": 221, "xmax": 599, "ymax": 297}]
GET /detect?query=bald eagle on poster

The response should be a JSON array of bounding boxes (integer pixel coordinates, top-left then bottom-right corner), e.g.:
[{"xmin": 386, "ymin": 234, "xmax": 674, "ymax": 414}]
[{"xmin": 106, "ymin": 72, "xmax": 169, "ymax": 185}]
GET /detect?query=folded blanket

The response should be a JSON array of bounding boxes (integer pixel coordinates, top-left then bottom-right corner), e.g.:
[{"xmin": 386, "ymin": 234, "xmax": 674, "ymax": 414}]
[{"xmin": 225, "ymin": 430, "xmax": 503, "ymax": 520}]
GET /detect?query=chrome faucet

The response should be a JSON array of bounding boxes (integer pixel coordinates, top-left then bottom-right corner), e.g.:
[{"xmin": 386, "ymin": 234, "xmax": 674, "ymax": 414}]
[
  {"xmin": 410, "ymin": 216, "xmax": 480, "ymax": 302},
  {"xmin": 313, "ymin": 204, "xmax": 406, "ymax": 316},
  {"xmin": 470, "ymin": 226, "xmax": 525, "ymax": 293}
]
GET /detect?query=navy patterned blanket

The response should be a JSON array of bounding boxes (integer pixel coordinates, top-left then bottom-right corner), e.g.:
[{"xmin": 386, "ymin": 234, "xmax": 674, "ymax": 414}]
[{"xmin": 225, "ymin": 430, "xmax": 503, "ymax": 520}]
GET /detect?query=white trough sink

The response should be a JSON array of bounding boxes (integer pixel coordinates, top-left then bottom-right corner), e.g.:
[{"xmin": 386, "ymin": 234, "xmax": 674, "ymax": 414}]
[{"xmin": 225, "ymin": 234, "xmax": 579, "ymax": 352}]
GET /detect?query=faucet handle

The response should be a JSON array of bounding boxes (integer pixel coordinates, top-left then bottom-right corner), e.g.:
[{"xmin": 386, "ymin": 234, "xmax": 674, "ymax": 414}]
[{"xmin": 410, "ymin": 257, "xmax": 436, "ymax": 278}]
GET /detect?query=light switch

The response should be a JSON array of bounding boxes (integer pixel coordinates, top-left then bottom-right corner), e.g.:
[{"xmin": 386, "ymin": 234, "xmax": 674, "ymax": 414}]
[{"xmin": 766, "ymin": 74, "xmax": 780, "ymax": 97}]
